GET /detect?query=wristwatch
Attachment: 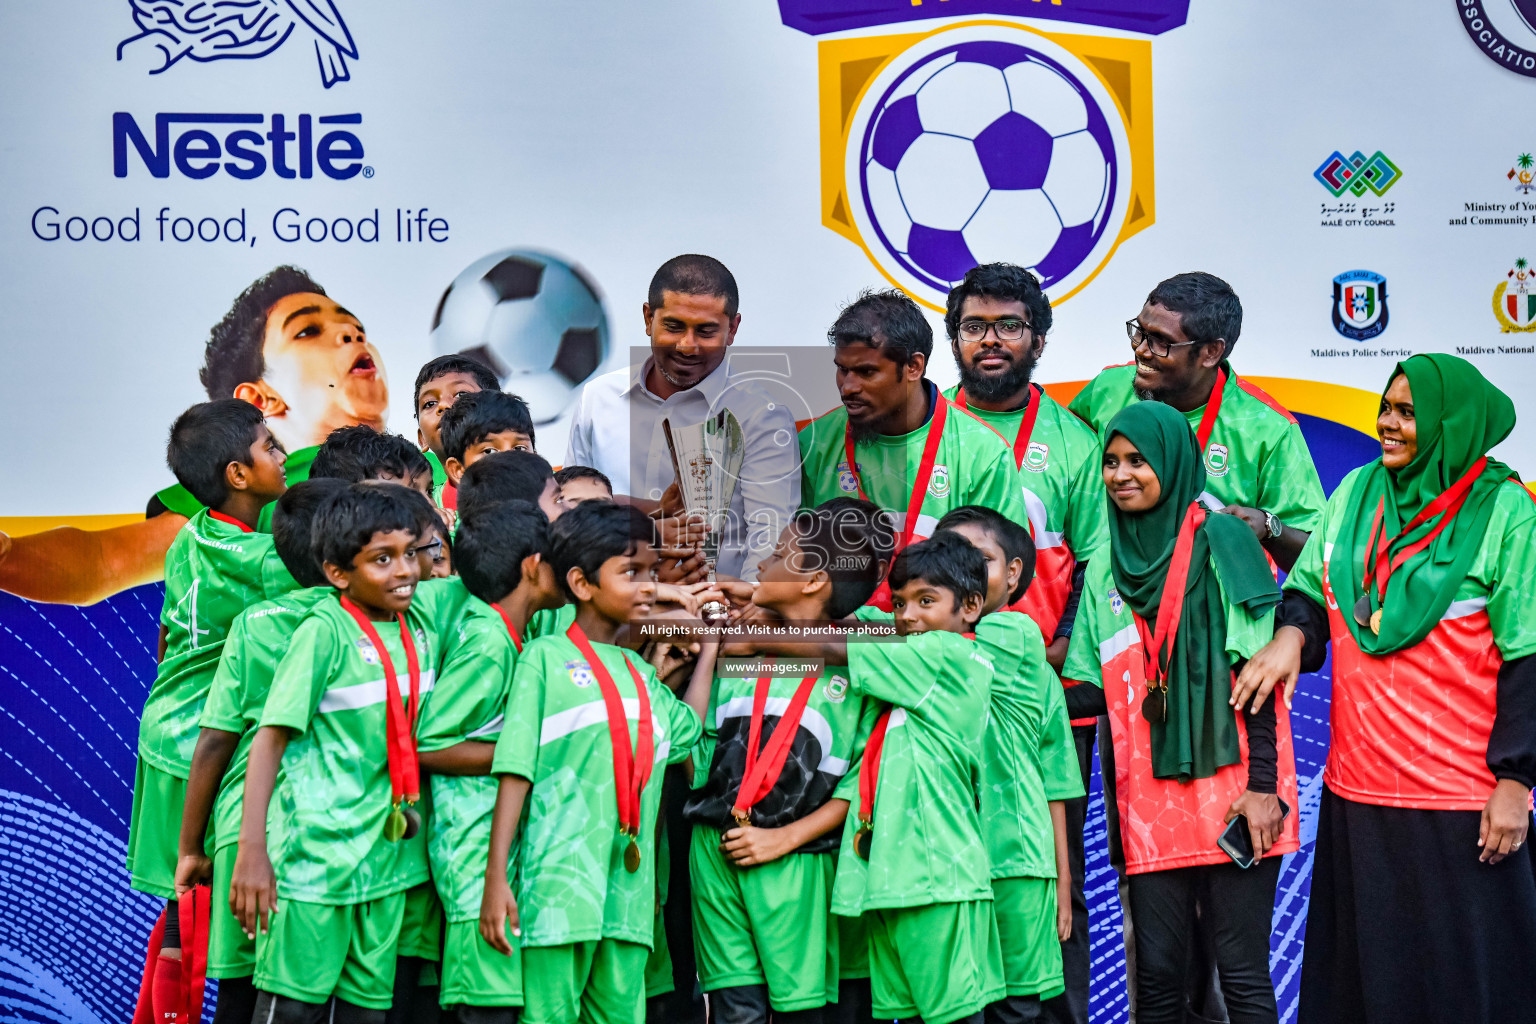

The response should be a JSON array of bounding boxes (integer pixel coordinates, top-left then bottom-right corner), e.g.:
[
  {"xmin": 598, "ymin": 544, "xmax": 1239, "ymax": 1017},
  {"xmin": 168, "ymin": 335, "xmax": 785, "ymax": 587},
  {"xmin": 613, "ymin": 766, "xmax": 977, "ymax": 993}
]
[{"xmin": 1263, "ymin": 509, "xmax": 1283, "ymax": 540}]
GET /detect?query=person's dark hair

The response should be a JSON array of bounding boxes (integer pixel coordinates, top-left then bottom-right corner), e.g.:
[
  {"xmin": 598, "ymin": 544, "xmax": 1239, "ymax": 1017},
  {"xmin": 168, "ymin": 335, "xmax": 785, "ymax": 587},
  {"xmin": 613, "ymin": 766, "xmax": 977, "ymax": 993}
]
[
  {"xmin": 647, "ymin": 254, "xmax": 739, "ymax": 318},
  {"xmin": 412, "ymin": 354, "xmax": 500, "ymax": 417},
  {"xmin": 943, "ymin": 263, "xmax": 1052, "ymax": 342},
  {"xmin": 935, "ymin": 506, "xmax": 1036, "ymax": 604},
  {"xmin": 887, "ymin": 532, "xmax": 987, "ymax": 609},
  {"xmin": 311, "ymin": 425, "xmax": 432, "ymax": 485},
  {"xmin": 554, "ymin": 465, "xmax": 613, "ymax": 494},
  {"xmin": 456, "ymin": 500, "xmax": 550, "ymax": 604},
  {"xmin": 166, "ymin": 399, "xmax": 268, "ymax": 508},
  {"xmin": 439, "ymin": 390, "xmax": 536, "ymax": 464},
  {"xmin": 271, "ymin": 478, "xmax": 349, "ymax": 587},
  {"xmin": 827, "ymin": 288, "xmax": 932, "ymax": 366},
  {"xmin": 549, "ymin": 501, "xmax": 657, "ymax": 601},
  {"xmin": 312, "ymin": 483, "xmax": 422, "ymax": 573},
  {"xmin": 200, "ymin": 266, "xmax": 326, "ymax": 401},
  {"xmin": 390, "ymin": 483, "xmax": 446, "ymax": 541},
  {"xmin": 791, "ymin": 497, "xmax": 892, "ymax": 618},
  {"xmin": 1145, "ymin": 272, "xmax": 1242, "ymax": 358},
  {"xmin": 457, "ymin": 451, "xmax": 556, "ymax": 521}
]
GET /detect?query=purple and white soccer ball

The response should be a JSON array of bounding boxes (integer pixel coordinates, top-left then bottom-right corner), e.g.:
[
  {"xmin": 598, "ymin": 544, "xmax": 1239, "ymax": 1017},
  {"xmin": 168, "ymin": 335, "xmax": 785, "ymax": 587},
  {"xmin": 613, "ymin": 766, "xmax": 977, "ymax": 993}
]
[{"xmin": 847, "ymin": 27, "xmax": 1131, "ymax": 301}]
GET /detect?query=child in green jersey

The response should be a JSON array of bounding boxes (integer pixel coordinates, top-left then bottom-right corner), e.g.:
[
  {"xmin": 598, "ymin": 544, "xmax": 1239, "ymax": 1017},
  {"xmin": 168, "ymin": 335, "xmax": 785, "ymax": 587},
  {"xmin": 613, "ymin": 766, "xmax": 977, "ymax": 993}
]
[
  {"xmin": 232, "ymin": 484, "xmax": 449, "ymax": 1022},
  {"xmin": 129, "ymin": 399, "xmax": 292, "ymax": 1017},
  {"xmin": 458, "ymin": 451, "xmax": 568, "ymax": 525},
  {"xmin": 311, "ymin": 425, "xmax": 436, "ymax": 498},
  {"xmin": 441, "ymin": 391, "xmax": 538, "ymax": 488},
  {"xmin": 480, "ymin": 501, "xmax": 705, "ymax": 1024},
  {"xmin": 413, "ymin": 354, "xmax": 501, "ymax": 499},
  {"xmin": 830, "ymin": 533, "xmax": 1004, "ymax": 1024},
  {"xmin": 934, "ymin": 507, "xmax": 1084, "ymax": 1020},
  {"xmin": 417, "ymin": 500, "xmax": 564, "ymax": 1022},
  {"xmin": 172, "ymin": 478, "xmax": 348, "ymax": 1024}
]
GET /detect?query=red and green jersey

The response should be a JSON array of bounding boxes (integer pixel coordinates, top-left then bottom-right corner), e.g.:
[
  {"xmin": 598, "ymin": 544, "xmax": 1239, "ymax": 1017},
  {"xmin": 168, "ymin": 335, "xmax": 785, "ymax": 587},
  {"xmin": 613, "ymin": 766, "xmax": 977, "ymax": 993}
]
[
  {"xmin": 1285, "ymin": 471, "xmax": 1536, "ymax": 810},
  {"xmin": 798, "ymin": 384, "xmax": 1027, "ymax": 546},
  {"xmin": 139, "ymin": 510, "xmax": 298, "ymax": 777},
  {"xmin": 1068, "ymin": 364, "xmax": 1325, "ymax": 534},
  {"xmin": 491, "ymin": 634, "xmax": 702, "ymax": 949},
  {"xmin": 1062, "ymin": 560, "xmax": 1300, "ymax": 874},
  {"xmin": 946, "ymin": 386, "xmax": 1108, "ymax": 640}
]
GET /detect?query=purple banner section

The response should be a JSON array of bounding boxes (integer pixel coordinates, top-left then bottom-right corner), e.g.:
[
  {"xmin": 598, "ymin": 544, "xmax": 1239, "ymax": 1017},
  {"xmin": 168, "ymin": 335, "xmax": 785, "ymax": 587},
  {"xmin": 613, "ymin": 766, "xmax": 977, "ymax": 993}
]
[{"xmin": 777, "ymin": 0, "xmax": 1189, "ymax": 37}]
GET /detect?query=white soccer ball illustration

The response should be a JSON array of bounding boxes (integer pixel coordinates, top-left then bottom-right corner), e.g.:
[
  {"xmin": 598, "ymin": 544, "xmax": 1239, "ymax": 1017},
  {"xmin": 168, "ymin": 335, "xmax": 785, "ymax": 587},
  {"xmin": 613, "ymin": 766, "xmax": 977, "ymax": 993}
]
[
  {"xmin": 854, "ymin": 33, "xmax": 1123, "ymax": 298},
  {"xmin": 430, "ymin": 249, "xmax": 609, "ymax": 424}
]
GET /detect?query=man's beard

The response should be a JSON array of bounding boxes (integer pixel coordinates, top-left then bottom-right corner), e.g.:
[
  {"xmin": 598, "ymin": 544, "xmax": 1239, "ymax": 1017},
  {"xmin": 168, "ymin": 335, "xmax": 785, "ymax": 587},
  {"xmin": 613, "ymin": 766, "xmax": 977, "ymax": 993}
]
[{"xmin": 958, "ymin": 352, "xmax": 1037, "ymax": 405}]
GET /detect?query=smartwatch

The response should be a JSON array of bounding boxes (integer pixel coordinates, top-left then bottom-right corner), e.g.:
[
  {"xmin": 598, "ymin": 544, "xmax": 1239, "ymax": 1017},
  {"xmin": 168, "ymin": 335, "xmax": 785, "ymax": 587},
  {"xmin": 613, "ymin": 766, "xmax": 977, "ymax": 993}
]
[{"xmin": 1263, "ymin": 509, "xmax": 1283, "ymax": 540}]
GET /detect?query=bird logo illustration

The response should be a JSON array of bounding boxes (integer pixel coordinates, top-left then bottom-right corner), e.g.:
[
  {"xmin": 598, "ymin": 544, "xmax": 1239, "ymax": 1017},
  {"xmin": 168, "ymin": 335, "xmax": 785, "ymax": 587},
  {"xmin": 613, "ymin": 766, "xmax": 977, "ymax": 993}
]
[{"xmin": 118, "ymin": 1, "xmax": 359, "ymax": 88}]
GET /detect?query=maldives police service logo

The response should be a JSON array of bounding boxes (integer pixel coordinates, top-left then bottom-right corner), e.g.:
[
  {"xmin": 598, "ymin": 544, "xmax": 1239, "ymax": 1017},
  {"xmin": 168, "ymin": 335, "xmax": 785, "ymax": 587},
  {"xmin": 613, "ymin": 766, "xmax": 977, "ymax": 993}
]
[
  {"xmin": 1494, "ymin": 257, "xmax": 1536, "ymax": 332},
  {"xmin": 118, "ymin": 0, "xmax": 359, "ymax": 88},
  {"xmin": 1457, "ymin": 1, "xmax": 1536, "ymax": 78},
  {"xmin": 823, "ymin": 22, "xmax": 1148, "ymax": 309},
  {"xmin": 1332, "ymin": 270, "xmax": 1389, "ymax": 341},
  {"xmin": 566, "ymin": 660, "xmax": 596, "ymax": 689}
]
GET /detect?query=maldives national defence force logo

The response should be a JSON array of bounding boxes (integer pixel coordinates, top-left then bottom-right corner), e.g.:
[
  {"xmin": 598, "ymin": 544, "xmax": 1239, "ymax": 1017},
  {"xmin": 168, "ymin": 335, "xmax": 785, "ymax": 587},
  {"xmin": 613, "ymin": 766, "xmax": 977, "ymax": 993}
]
[
  {"xmin": 1495, "ymin": 257, "xmax": 1536, "ymax": 332},
  {"xmin": 118, "ymin": 0, "xmax": 359, "ymax": 87},
  {"xmin": 1332, "ymin": 270, "xmax": 1389, "ymax": 341}
]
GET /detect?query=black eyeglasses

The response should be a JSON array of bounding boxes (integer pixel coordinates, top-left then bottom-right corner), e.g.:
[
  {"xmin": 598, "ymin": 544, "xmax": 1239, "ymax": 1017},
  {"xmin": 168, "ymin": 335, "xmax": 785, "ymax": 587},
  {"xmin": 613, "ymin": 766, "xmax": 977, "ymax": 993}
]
[
  {"xmin": 1125, "ymin": 319, "xmax": 1203, "ymax": 358},
  {"xmin": 417, "ymin": 537, "xmax": 445, "ymax": 562},
  {"xmin": 958, "ymin": 318, "xmax": 1030, "ymax": 343}
]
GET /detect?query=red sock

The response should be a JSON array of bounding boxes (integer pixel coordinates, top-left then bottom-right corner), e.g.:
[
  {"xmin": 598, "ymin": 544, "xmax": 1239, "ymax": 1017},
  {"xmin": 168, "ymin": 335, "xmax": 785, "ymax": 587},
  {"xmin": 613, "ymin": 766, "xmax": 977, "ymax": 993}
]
[
  {"xmin": 131, "ymin": 912, "xmax": 167, "ymax": 1024},
  {"xmin": 150, "ymin": 954, "xmax": 185, "ymax": 1024}
]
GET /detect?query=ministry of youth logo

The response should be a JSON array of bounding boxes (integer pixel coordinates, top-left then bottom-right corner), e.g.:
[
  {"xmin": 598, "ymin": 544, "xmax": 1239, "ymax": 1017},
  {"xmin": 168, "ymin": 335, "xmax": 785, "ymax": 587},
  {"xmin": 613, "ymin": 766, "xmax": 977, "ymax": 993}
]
[
  {"xmin": 118, "ymin": 1, "xmax": 359, "ymax": 88},
  {"xmin": 839, "ymin": 23, "xmax": 1139, "ymax": 308},
  {"xmin": 1332, "ymin": 270, "xmax": 1389, "ymax": 341}
]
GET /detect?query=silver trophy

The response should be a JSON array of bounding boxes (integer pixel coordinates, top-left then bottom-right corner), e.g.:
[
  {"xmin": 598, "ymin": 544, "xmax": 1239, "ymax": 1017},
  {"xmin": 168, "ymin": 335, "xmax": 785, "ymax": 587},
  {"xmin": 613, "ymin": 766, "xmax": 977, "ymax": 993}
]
[{"xmin": 662, "ymin": 409, "xmax": 746, "ymax": 623}]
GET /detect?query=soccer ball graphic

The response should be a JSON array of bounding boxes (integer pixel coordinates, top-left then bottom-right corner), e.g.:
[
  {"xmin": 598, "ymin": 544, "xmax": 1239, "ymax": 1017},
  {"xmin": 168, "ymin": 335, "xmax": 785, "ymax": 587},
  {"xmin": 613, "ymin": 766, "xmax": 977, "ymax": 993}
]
[
  {"xmin": 430, "ymin": 249, "xmax": 609, "ymax": 423},
  {"xmin": 848, "ymin": 27, "xmax": 1129, "ymax": 301}
]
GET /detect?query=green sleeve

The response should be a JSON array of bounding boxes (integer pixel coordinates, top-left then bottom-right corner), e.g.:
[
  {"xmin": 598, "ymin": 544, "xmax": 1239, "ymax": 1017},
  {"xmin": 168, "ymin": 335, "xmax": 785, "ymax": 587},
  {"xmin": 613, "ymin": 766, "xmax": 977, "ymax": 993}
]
[
  {"xmin": 691, "ymin": 676, "xmax": 722, "ymax": 789},
  {"xmin": 154, "ymin": 482, "xmax": 205, "ymax": 519},
  {"xmin": 525, "ymin": 604, "xmax": 576, "ymax": 641},
  {"xmin": 975, "ymin": 444, "xmax": 1029, "ymax": 530},
  {"xmin": 1485, "ymin": 484, "xmax": 1536, "ymax": 660},
  {"xmin": 1061, "ymin": 584, "xmax": 1105, "ymax": 686},
  {"xmin": 1067, "ymin": 376, "xmax": 1108, "ymax": 434},
  {"xmin": 1213, "ymin": 562, "xmax": 1276, "ymax": 663},
  {"xmin": 832, "ymin": 698, "xmax": 883, "ymax": 803},
  {"xmin": 1256, "ymin": 422, "xmax": 1327, "ymax": 534},
  {"xmin": 1282, "ymin": 472, "xmax": 1352, "ymax": 608},
  {"xmin": 650, "ymin": 664, "xmax": 703, "ymax": 766},
  {"xmin": 1065, "ymin": 443, "xmax": 1109, "ymax": 562},
  {"xmin": 492, "ymin": 645, "xmax": 548, "ymax": 779},
  {"xmin": 1039, "ymin": 682, "xmax": 1085, "ymax": 801},
  {"xmin": 847, "ymin": 632, "xmax": 961, "ymax": 707},
  {"xmin": 201, "ymin": 616, "xmax": 252, "ymax": 733},
  {"xmin": 418, "ymin": 636, "xmax": 511, "ymax": 753},
  {"xmin": 260, "ymin": 616, "xmax": 339, "ymax": 735}
]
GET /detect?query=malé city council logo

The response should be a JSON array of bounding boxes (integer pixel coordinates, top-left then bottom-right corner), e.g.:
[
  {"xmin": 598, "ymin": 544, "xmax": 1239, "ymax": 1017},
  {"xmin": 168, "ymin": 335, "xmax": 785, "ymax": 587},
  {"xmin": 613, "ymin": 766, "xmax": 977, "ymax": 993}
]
[
  {"xmin": 118, "ymin": 0, "xmax": 358, "ymax": 88},
  {"xmin": 1313, "ymin": 151, "xmax": 1402, "ymax": 197},
  {"xmin": 1494, "ymin": 257, "xmax": 1536, "ymax": 332},
  {"xmin": 1332, "ymin": 270, "xmax": 1389, "ymax": 341}
]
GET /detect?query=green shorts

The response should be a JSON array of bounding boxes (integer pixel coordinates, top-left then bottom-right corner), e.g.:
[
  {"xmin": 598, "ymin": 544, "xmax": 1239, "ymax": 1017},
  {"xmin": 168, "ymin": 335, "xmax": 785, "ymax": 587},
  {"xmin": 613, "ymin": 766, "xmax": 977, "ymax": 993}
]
[
  {"xmin": 836, "ymin": 911, "xmax": 870, "ymax": 980},
  {"xmin": 208, "ymin": 844, "xmax": 254, "ymax": 979},
  {"xmin": 689, "ymin": 828, "xmax": 837, "ymax": 1010},
  {"xmin": 992, "ymin": 877, "xmax": 1065, "ymax": 999},
  {"xmin": 399, "ymin": 882, "xmax": 444, "ymax": 961},
  {"xmin": 126, "ymin": 759, "xmax": 187, "ymax": 899},
  {"xmin": 440, "ymin": 919, "xmax": 521, "ymax": 1008},
  {"xmin": 253, "ymin": 891, "xmax": 406, "ymax": 1009},
  {"xmin": 867, "ymin": 900, "xmax": 1005, "ymax": 1024},
  {"xmin": 521, "ymin": 939, "xmax": 649, "ymax": 1024},
  {"xmin": 644, "ymin": 905, "xmax": 673, "ymax": 999}
]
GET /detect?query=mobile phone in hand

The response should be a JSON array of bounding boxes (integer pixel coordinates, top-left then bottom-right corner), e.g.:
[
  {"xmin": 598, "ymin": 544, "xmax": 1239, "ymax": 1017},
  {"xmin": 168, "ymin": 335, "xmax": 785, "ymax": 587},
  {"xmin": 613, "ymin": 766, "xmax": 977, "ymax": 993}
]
[{"xmin": 1217, "ymin": 797, "xmax": 1291, "ymax": 869}]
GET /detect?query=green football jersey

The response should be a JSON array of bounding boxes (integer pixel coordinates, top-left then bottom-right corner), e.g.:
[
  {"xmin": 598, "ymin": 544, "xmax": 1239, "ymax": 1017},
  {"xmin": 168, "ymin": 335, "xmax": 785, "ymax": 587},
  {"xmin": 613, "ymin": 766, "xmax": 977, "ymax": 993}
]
[
  {"xmin": 418, "ymin": 596, "xmax": 523, "ymax": 922},
  {"xmin": 1068, "ymin": 363, "xmax": 1325, "ymax": 533},
  {"xmin": 140, "ymin": 510, "xmax": 298, "ymax": 778},
  {"xmin": 201, "ymin": 587, "xmax": 332, "ymax": 850},
  {"xmin": 798, "ymin": 384, "xmax": 1027, "ymax": 540},
  {"xmin": 492, "ymin": 633, "xmax": 703, "ymax": 948},
  {"xmin": 526, "ymin": 604, "xmax": 576, "ymax": 641},
  {"xmin": 973, "ymin": 612, "xmax": 1084, "ymax": 881},
  {"xmin": 260, "ymin": 590, "xmax": 455, "ymax": 905},
  {"xmin": 830, "ymin": 630, "xmax": 996, "ymax": 914}
]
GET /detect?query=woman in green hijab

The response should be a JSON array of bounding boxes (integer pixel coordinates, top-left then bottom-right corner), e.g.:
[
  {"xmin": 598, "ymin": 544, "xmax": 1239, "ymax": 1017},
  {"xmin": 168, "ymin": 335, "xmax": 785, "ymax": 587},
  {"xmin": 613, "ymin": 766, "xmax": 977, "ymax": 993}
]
[
  {"xmin": 1235, "ymin": 354, "xmax": 1536, "ymax": 1024},
  {"xmin": 1058, "ymin": 400, "xmax": 1291, "ymax": 1024}
]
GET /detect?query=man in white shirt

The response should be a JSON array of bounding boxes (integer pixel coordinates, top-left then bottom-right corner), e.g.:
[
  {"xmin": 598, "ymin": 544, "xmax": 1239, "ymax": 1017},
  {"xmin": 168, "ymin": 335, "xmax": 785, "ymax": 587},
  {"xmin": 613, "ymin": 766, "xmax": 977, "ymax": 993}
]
[{"xmin": 565, "ymin": 254, "xmax": 801, "ymax": 580}]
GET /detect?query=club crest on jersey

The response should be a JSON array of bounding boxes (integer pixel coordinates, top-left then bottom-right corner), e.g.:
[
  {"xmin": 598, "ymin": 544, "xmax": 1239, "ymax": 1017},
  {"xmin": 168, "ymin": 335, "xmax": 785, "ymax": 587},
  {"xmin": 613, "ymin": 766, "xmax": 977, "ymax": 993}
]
[
  {"xmin": 1204, "ymin": 443, "xmax": 1230, "ymax": 477},
  {"xmin": 1023, "ymin": 441, "xmax": 1050, "ymax": 473},
  {"xmin": 355, "ymin": 636, "xmax": 381, "ymax": 665},
  {"xmin": 837, "ymin": 460, "xmax": 858, "ymax": 493},
  {"xmin": 825, "ymin": 675, "xmax": 849, "ymax": 703},
  {"xmin": 1108, "ymin": 588, "xmax": 1124, "ymax": 615},
  {"xmin": 566, "ymin": 660, "xmax": 595, "ymax": 689},
  {"xmin": 928, "ymin": 464, "xmax": 951, "ymax": 498}
]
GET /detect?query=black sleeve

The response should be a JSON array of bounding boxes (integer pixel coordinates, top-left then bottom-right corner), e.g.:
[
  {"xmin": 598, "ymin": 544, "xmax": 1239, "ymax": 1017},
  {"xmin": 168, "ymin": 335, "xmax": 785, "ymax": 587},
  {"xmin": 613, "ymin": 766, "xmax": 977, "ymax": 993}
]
[
  {"xmin": 1276, "ymin": 589, "xmax": 1329, "ymax": 674},
  {"xmin": 1488, "ymin": 654, "xmax": 1536, "ymax": 790},
  {"xmin": 1236, "ymin": 658, "xmax": 1278, "ymax": 794},
  {"xmin": 1063, "ymin": 680, "xmax": 1107, "ymax": 719},
  {"xmin": 1052, "ymin": 561, "xmax": 1089, "ymax": 641},
  {"xmin": 145, "ymin": 493, "xmax": 170, "ymax": 519}
]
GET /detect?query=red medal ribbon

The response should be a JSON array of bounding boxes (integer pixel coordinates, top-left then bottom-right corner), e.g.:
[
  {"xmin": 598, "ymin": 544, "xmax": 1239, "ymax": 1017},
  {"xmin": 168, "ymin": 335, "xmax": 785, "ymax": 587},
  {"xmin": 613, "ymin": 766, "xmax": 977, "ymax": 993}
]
[
  {"xmin": 1130, "ymin": 503, "xmax": 1205, "ymax": 686},
  {"xmin": 858, "ymin": 707, "xmax": 894, "ymax": 827},
  {"xmin": 340, "ymin": 596, "xmax": 423, "ymax": 805},
  {"xmin": 730, "ymin": 674, "xmax": 820, "ymax": 824},
  {"xmin": 1361, "ymin": 456, "xmax": 1488, "ymax": 603},
  {"xmin": 955, "ymin": 383, "xmax": 1042, "ymax": 469},
  {"xmin": 489, "ymin": 602, "xmax": 525, "ymax": 653},
  {"xmin": 1193, "ymin": 368, "xmax": 1227, "ymax": 454},
  {"xmin": 208, "ymin": 509, "xmax": 253, "ymax": 533},
  {"xmin": 567, "ymin": 622, "xmax": 653, "ymax": 839}
]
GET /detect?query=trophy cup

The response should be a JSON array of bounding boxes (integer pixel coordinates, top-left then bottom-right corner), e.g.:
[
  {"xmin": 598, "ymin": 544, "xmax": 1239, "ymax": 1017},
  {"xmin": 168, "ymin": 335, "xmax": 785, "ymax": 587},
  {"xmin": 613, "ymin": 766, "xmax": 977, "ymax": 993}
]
[{"xmin": 662, "ymin": 409, "xmax": 746, "ymax": 623}]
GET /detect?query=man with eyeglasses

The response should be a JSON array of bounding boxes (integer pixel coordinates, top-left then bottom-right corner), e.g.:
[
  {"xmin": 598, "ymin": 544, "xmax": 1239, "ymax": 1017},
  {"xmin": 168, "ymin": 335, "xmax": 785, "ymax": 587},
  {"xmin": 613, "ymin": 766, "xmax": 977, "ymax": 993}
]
[{"xmin": 1069, "ymin": 272, "xmax": 1324, "ymax": 572}]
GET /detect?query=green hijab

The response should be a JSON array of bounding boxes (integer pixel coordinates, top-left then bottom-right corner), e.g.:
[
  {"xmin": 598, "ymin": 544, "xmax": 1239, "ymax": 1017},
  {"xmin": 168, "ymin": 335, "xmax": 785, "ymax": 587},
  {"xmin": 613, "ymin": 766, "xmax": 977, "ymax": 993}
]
[
  {"xmin": 1334, "ymin": 354, "xmax": 1516, "ymax": 655},
  {"xmin": 1105, "ymin": 402, "xmax": 1281, "ymax": 781}
]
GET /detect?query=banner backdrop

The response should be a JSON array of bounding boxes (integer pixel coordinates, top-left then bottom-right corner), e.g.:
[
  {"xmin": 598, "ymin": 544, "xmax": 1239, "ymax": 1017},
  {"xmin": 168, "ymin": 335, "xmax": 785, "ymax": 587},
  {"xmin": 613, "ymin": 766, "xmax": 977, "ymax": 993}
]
[{"xmin": 2, "ymin": 2, "xmax": 1533, "ymax": 1021}]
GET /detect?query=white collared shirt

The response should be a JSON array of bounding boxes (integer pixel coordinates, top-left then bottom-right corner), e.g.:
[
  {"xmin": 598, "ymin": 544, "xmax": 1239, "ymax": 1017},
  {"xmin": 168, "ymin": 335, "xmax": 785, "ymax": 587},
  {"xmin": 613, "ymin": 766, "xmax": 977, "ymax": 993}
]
[{"xmin": 564, "ymin": 354, "xmax": 802, "ymax": 580}]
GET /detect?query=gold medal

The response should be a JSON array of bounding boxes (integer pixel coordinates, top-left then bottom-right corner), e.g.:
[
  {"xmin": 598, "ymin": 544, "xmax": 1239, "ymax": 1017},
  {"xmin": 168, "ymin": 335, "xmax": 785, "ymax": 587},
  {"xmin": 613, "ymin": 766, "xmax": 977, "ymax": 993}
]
[
  {"xmin": 384, "ymin": 807, "xmax": 408, "ymax": 842},
  {"xmin": 624, "ymin": 838, "xmax": 642, "ymax": 873},
  {"xmin": 1368, "ymin": 609, "xmax": 1383, "ymax": 635}
]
